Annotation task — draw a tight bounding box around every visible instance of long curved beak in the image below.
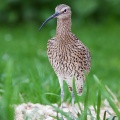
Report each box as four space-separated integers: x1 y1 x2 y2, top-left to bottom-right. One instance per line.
39 12 59 31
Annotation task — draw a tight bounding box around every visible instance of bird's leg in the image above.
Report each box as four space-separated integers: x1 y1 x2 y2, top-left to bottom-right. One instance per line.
60 86 64 120
59 78 64 120
71 91 75 120
61 86 64 110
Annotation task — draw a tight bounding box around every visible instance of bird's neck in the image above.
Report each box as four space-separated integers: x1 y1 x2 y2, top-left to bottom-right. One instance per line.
56 17 71 37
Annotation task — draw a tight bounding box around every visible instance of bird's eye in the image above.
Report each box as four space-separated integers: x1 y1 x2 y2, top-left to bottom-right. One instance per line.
64 9 67 13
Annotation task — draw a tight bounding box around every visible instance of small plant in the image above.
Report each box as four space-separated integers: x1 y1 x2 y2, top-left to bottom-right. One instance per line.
53 75 120 120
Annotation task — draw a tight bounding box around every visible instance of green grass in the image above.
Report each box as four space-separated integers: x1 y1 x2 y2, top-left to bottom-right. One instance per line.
0 21 120 119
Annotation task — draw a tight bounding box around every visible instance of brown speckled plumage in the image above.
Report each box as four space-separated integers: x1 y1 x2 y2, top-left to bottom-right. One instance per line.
47 4 91 95
39 4 91 119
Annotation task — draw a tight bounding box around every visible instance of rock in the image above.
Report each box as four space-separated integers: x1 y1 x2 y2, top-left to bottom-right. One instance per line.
14 101 119 120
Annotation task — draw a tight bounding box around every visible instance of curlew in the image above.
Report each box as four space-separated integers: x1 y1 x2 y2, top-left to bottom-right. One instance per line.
39 4 91 119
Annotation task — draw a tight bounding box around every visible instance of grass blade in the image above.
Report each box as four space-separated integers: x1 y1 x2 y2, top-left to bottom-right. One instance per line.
0 60 14 120
93 75 120 119
82 79 89 120
96 89 101 120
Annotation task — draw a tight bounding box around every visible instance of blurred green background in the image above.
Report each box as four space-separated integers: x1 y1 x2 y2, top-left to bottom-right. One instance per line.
0 0 120 119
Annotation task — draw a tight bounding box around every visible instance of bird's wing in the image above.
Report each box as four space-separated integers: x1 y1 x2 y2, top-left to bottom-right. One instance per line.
70 34 91 74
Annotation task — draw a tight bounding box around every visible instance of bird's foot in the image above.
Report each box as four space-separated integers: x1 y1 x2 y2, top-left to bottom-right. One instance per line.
60 117 64 120
71 115 77 120
72 117 76 120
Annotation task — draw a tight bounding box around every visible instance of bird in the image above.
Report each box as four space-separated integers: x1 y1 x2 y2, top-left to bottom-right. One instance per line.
39 4 91 119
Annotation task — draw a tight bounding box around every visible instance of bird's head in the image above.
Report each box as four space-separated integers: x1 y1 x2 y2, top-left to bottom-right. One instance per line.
39 4 71 30
55 4 71 19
